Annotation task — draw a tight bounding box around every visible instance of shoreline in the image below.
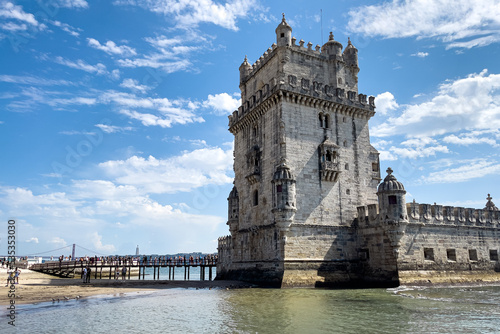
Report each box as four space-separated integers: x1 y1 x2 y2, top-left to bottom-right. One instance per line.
0 269 254 305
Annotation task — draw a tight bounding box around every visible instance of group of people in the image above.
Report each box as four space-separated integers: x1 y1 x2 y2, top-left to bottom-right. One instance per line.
114 266 127 280
81 267 92 283
5 267 21 286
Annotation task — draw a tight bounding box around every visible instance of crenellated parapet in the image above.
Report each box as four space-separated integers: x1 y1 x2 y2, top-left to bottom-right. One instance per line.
357 202 500 228
218 235 232 251
406 201 500 227
228 84 375 132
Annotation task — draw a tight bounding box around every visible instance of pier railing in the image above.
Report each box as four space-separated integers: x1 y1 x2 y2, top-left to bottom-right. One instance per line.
30 257 217 281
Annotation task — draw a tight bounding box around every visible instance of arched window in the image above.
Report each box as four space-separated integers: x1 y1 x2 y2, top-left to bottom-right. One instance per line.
253 190 259 206
318 114 324 128
324 114 330 128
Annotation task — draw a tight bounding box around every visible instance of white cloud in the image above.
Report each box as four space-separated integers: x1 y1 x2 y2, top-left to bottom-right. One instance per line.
114 0 257 31
50 20 82 37
0 2 39 27
54 56 108 75
443 131 499 147
203 92 240 116
120 78 150 93
95 123 133 133
118 56 191 73
372 70 500 138
347 0 500 49
53 0 89 8
1 22 27 31
99 146 234 194
91 232 116 253
0 74 74 86
26 237 39 243
411 52 429 58
117 31 211 73
50 236 67 246
420 159 500 184
374 92 398 115
87 38 137 56
110 69 121 80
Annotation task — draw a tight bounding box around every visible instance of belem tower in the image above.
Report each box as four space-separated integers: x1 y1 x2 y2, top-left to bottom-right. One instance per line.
216 16 500 288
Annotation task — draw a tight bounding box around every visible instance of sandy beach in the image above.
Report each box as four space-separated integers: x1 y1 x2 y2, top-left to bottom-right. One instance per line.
0 268 252 305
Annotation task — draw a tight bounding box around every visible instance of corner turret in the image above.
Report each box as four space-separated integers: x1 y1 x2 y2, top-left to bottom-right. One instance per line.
321 32 343 60
377 168 408 223
377 168 408 248
275 13 292 47
343 37 359 70
239 55 252 84
227 186 239 234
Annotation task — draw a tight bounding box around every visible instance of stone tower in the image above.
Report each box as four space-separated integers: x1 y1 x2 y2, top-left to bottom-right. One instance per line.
217 16 380 287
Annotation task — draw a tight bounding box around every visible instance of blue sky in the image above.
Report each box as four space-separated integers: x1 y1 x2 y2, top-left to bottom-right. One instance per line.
1 0 499 257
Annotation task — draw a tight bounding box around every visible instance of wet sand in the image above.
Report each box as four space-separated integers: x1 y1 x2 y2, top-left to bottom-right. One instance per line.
0 268 253 305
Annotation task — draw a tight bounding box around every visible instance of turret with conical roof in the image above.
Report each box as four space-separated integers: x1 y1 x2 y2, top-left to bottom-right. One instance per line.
377 168 408 224
343 37 359 70
275 13 292 47
239 55 252 84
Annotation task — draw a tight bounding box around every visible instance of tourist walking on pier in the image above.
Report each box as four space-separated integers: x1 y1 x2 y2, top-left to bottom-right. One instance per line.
82 267 87 283
121 266 127 280
86 267 91 283
14 267 21 284
5 267 14 286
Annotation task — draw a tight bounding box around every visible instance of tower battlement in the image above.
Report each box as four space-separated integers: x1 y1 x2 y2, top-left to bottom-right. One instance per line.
230 15 375 132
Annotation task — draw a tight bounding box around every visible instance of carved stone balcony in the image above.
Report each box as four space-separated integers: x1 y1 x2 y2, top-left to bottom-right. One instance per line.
246 166 261 185
321 161 340 182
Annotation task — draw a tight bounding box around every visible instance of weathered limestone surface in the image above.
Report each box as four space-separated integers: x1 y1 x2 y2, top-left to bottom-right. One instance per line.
217 16 500 287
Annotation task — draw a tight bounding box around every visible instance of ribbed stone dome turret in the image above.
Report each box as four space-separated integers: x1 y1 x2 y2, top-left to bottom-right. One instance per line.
377 167 405 193
273 160 294 180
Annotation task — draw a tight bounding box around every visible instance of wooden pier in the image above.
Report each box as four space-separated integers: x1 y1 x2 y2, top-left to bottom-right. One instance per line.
30 259 217 281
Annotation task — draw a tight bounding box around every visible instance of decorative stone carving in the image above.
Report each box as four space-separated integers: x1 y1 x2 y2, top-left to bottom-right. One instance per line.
444 206 454 223
288 75 297 87
336 88 345 99
301 78 310 91
409 200 420 220
313 81 323 94
325 85 334 97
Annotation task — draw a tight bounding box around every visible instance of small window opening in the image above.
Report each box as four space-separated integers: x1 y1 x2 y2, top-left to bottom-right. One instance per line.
280 33 284 38
253 190 259 206
324 114 330 128
346 189 351 195
326 151 332 162
372 163 379 172
388 195 397 205
424 248 435 261
359 249 369 260
469 249 478 261
489 250 498 261
276 185 282 193
345 163 349 170
447 249 457 261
